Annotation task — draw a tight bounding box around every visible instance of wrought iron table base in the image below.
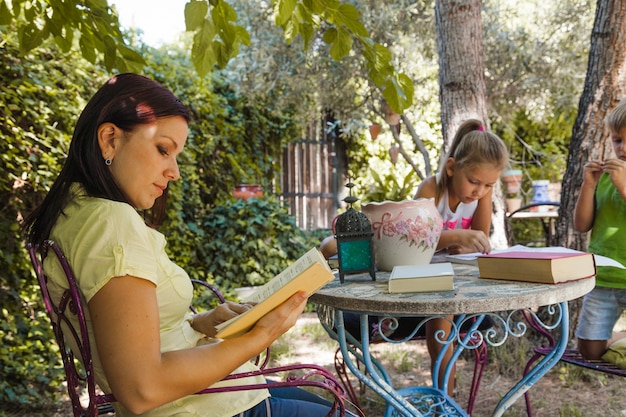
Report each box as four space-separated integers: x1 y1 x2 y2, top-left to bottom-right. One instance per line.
319 303 568 417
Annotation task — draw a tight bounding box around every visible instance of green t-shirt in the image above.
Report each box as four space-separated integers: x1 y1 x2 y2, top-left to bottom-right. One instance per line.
46 185 268 417
588 174 626 288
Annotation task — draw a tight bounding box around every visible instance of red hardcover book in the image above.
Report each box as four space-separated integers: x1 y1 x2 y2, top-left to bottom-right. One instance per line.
477 251 596 284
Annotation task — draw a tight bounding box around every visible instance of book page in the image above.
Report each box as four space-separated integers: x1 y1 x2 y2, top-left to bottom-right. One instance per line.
214 248 334 339
244 248 328 303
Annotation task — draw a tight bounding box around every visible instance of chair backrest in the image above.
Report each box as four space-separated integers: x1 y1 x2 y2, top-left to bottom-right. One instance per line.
28 241 346 417
27 240 115 417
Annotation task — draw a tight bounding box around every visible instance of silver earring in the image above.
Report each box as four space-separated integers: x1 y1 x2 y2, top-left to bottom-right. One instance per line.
105 158 112 166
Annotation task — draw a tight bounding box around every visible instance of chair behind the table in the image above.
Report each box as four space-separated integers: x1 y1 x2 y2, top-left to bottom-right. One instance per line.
27 240 346 417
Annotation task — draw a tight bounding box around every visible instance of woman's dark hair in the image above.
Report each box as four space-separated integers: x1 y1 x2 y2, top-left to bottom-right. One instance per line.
24 73 190 245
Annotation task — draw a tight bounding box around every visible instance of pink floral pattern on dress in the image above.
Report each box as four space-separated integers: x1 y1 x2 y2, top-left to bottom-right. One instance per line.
371 209 443 250
442 216 473 230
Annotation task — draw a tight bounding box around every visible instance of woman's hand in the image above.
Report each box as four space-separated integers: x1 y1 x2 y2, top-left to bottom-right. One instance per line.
248 291 308 343
191 302 254 338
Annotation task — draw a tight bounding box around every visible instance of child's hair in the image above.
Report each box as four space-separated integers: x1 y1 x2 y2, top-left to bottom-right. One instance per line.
435 118 509 202
606 99 626 134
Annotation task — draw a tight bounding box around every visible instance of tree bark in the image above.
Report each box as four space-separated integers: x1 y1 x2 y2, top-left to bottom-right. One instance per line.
556 0 626 340
435 0 489 145
435 0 508 249
557 0 626 251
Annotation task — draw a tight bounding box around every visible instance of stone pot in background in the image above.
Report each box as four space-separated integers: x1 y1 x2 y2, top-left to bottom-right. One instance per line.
362 199 443 271
369 123 382 140
233 184 263 200
506 197 523 213
502 169 523 196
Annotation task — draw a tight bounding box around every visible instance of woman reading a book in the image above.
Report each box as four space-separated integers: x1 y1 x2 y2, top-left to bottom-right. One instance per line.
23 74 346 417
414 118 508 395
573 98 626 361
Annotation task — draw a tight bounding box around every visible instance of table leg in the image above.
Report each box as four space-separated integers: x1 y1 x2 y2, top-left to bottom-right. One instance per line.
433 314 486 395
493 302 568 417
334 311 423 416
321 309 470 417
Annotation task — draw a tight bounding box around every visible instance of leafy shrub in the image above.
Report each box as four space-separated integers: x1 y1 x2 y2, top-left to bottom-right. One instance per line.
194 196 310 291
0 29 106 407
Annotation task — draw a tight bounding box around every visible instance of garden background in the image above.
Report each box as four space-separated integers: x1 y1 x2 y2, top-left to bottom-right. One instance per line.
1 0 623 414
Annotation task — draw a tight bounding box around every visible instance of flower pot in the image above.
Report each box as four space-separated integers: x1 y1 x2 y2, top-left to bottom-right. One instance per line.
502 170 522 195
389 145 400 164
233 184 263 200
362 199 443 271
506 197 523 213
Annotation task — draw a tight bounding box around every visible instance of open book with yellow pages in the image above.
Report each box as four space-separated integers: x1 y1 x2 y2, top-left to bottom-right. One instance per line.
215 248 335 339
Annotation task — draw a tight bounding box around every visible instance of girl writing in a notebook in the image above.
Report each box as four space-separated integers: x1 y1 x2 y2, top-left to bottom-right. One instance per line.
321 119 508 396
414 118 509 395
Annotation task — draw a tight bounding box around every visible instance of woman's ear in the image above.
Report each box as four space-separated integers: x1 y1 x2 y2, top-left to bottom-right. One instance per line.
97 122 120 160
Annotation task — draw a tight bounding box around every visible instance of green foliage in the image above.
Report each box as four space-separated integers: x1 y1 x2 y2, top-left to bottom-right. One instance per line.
3 0 413 112
361 168 418 203
496 105 576 202
3 0 144 72
192 196 310 291
0 30 106 407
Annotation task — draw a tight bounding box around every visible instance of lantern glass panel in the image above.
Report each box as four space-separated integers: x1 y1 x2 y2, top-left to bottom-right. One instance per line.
338 239 372 271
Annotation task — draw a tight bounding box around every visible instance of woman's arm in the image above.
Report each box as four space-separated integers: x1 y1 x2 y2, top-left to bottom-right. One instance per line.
89 276 307 415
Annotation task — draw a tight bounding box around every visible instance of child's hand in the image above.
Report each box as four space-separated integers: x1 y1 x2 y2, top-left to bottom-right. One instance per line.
446 230 491 254
582 160 604 186
602 158 626 191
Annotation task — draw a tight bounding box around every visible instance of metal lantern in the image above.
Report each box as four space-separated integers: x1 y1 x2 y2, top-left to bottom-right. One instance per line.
334 181 376 283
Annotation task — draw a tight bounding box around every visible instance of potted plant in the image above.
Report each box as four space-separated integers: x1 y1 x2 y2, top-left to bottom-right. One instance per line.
502 170 523 212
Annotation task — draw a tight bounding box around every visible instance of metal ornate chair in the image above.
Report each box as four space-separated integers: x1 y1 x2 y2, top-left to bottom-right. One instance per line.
27 240 346 417
522 310 626 417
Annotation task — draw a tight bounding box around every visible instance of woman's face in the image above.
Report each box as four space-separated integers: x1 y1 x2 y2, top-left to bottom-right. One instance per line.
104 116 188 209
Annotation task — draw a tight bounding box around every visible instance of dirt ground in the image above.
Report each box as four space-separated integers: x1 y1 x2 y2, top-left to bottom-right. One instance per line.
281 313 626 417
6 312 626 417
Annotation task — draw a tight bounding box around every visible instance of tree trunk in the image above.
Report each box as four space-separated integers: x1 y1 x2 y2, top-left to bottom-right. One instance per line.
435 0 508 249
558 0 626 250
435 0 489 145
557 0 626 339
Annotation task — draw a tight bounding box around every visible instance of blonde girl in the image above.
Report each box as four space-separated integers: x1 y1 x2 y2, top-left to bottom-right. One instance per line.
415 118 509 395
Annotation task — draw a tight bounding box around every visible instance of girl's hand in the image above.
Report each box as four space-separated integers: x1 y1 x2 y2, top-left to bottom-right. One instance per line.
444 230 491 254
